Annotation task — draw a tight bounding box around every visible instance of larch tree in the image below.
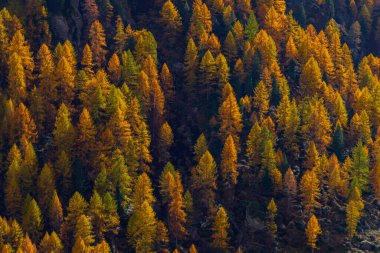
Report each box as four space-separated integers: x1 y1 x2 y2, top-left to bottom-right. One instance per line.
36 43 56 124
194 133 208 162
5 159 23 219
189 0 212 39
189 244 198 253
89 20 107 68
302 98 332 153
158 121 174 164
81 44 94 77
191 150 217 215
108 108 132 155
266 198 278 239
41 231 63 253
55 56 75 106
305 214 322 251
113 16 125 55
15 102 38 143
64 192 89 242
8 30 34 81
127 201 157 253
107 53 121 84
19 234 38 253
346 186 364 239
155 220 169 251
168 172 187 242
300 169 320 215
37 163 55 216
253 81 270 122
7 53 27 104
54 103 76 155
76 108 97 165
160 63 175 106
218 92 243 145
75 215 94 246
351 142 369 191
299 57 323 97
55 151 73 199
50 191 63 233
93 240 111 253
72 237 88 253
220 135 239 186
246 122 262 168
159 162 175 204
211 206 230 250
223 31 238 64
184 38 198 102
304 142 320 171
122 50 139 91
160 0 183 44
199 50 217 102
283 168 297 198
131 173 156 209
22 199 43 242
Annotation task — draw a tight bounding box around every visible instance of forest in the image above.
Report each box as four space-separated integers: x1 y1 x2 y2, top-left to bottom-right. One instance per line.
0 0 379 252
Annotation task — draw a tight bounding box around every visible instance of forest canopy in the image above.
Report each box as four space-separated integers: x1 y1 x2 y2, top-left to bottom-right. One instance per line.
0 0 379 252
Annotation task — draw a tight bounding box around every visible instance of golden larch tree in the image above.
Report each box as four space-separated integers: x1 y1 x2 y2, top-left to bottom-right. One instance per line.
300 169 320 215
89 20 107 68
218 92 243 145
305 214 322 251
211 206 230 250
220 135 239 186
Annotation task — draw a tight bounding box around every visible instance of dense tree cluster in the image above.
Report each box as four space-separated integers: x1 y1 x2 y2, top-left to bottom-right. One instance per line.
0 0 379 252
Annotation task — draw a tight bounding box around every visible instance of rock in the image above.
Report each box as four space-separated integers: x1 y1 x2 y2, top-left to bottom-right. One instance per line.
360 240 376 251
50 15 69 42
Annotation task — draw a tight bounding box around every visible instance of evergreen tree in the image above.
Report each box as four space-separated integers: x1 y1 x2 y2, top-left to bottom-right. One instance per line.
22 199 43 242
54 103 76 154
7 53 26 104
351 142 369 191
211 206 230 250
50 191 63 233
107 53 121 84
266 198 277 239
168 172 187 242
305 214 322 250
160 0 183 44
75 215 94 246
127 201 157 253
218 92 243 145
300 170 320 215
81 44 94 77
245 12 259 41
191 150 217 215
220 135 238 186
37 163 55 217
76 108 97 165
194 133 208 162
89 20 107 68
184 38 198 102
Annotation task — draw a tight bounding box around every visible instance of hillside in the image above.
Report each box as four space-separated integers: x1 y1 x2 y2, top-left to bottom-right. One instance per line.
0 0 379 252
